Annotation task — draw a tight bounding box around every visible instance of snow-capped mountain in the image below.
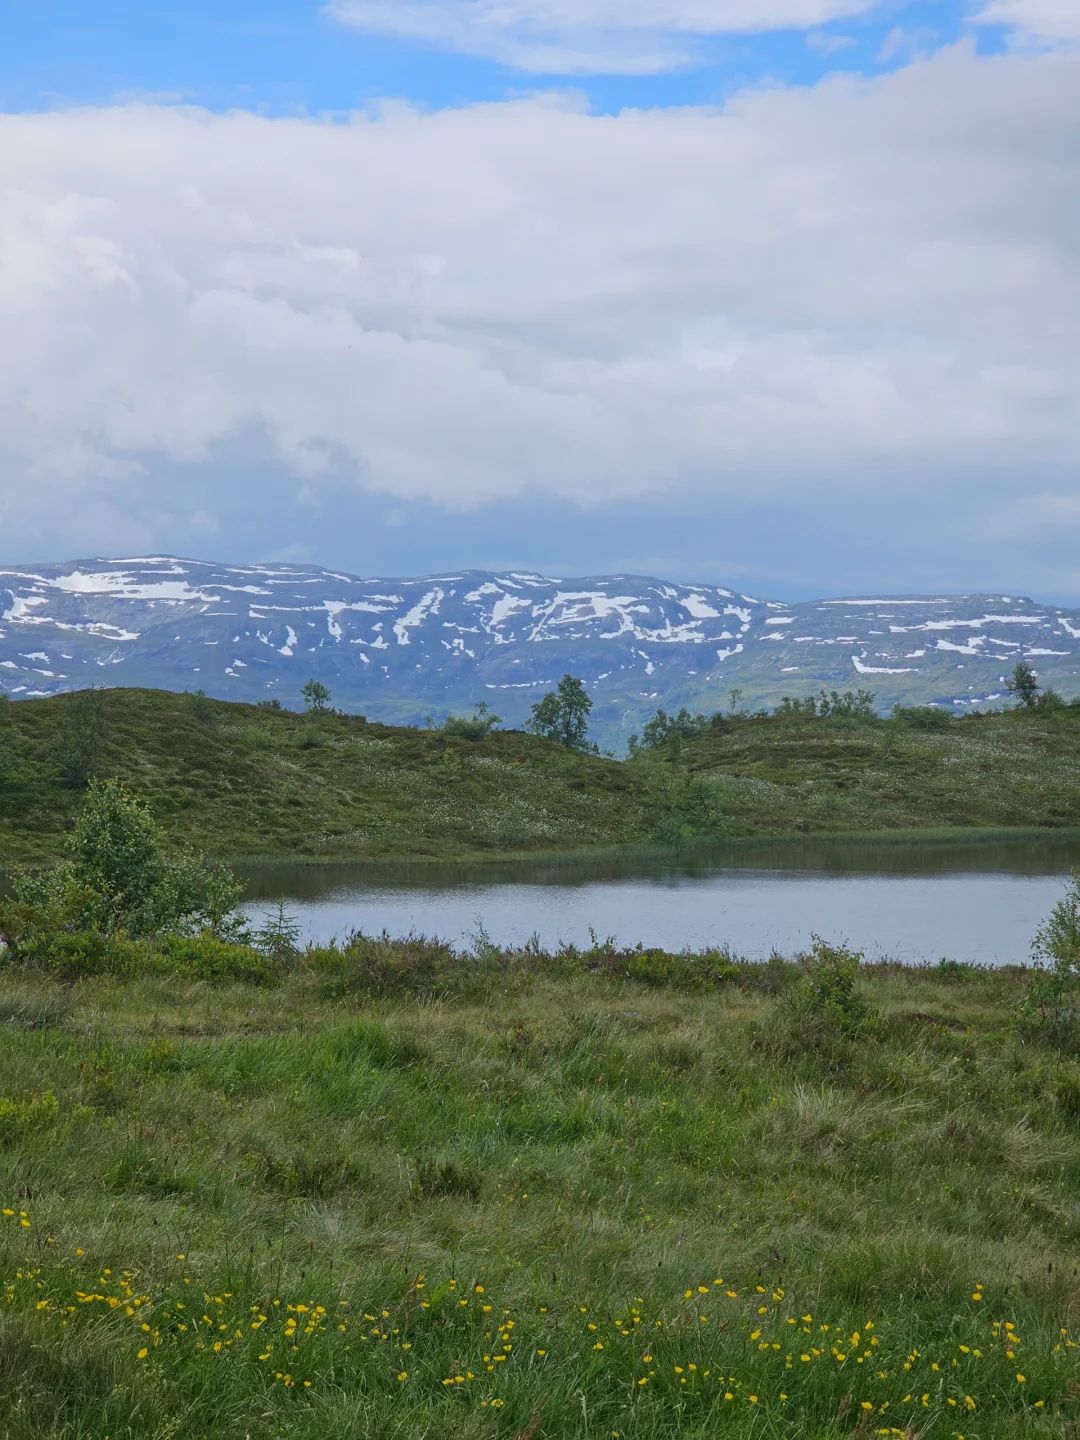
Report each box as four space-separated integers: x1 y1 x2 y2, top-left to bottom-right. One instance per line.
2 557 1079 746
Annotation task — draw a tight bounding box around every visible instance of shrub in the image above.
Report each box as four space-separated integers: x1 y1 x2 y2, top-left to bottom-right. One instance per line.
302 679 332 712
794 936 869 1027
438 702 502 740
756 937 873 1068
0 779 246 961
184 689 216 724
156 935 275 985
0 1089 59 1147
777 689 877 721
7 929 145 980
574 938 740 989
892 704 953 730
311 931 459 998
636 707 714 750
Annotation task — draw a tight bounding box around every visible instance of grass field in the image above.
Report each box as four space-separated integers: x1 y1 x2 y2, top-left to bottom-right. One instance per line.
1 946 1078 1438
4 689 1080 865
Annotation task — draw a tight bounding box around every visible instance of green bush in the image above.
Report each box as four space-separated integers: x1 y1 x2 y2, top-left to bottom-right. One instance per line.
6 928 145 980
0 779 246 962
892 704 953 730
573 937 740 989
156 935 275 985
311 931 459 998
756 937 873 1068
438 701 502 740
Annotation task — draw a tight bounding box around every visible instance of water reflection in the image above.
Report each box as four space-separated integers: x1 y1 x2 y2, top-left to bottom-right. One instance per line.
236 834 1080 966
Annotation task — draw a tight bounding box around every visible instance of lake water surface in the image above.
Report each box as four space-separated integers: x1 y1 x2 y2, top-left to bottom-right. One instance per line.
238 834 1080 966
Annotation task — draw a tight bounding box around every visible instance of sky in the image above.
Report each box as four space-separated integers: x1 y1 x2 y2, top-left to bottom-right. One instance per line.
1 0 1078 601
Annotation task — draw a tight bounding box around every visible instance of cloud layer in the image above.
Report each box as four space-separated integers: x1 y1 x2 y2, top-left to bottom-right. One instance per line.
0 43 1078 562
974 0 1080 42
327 0 880 73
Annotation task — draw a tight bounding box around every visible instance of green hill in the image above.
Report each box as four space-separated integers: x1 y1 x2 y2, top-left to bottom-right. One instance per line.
664 703 1080 836
2 689 1080 864
0 689 650 864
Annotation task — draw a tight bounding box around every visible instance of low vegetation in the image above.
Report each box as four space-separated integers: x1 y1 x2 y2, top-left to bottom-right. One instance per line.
3 685 1080 865
1 927 1079 1437
0 689 646 864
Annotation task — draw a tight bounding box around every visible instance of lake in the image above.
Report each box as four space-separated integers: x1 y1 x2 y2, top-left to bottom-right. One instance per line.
238 833 1080 966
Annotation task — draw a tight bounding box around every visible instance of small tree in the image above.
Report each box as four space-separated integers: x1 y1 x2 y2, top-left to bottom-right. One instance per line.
0 779 245 953
251 898 302 964
302 679 332 712
1017 869 1080 1042
1006 660 1040 709
527 675 595 751
51 688 108 788
639 706 712 750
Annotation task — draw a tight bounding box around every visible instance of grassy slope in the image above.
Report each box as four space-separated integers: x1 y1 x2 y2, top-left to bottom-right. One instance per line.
671 706 1080 835
4 691 1080 865
0 964 1078 1437
0 690 649 864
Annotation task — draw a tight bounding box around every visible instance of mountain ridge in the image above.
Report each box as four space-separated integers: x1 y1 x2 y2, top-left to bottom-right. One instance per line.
2 556 1078 747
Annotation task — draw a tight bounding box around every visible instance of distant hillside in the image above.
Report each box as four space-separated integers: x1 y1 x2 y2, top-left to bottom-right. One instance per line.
2 689 1080 865
2 557 1080 748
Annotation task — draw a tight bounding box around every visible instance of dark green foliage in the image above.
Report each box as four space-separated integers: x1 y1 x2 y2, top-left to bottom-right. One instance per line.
155 933 273 984
760 937 873 1066
311 930 460 998
302 678 332 712
1006 659 1040 708
4 688 1080 867
776 687 877 720
436 700 502 739
0 779 245 962
527 674 596 751
50 687 107 788
0 696 29 812
636 706 715 750
891 703 954 729
0 689 651 865
1035 686 1065 710
793 936 869 1028
570 935 741 988
184 688 216 724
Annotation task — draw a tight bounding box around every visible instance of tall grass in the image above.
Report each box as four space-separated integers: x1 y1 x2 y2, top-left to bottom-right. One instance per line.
0 947 1077 1436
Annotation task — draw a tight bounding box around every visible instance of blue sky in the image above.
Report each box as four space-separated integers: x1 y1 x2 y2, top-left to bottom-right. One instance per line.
0 0 1078 601
3 0 1002 114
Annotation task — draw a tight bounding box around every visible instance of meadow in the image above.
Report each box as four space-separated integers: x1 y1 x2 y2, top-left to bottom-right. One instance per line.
1 938 1078 1438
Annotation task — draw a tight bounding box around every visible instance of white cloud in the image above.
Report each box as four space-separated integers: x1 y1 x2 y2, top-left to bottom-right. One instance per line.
973 0 1080 43
0 44 1079 557
327 0 880 74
